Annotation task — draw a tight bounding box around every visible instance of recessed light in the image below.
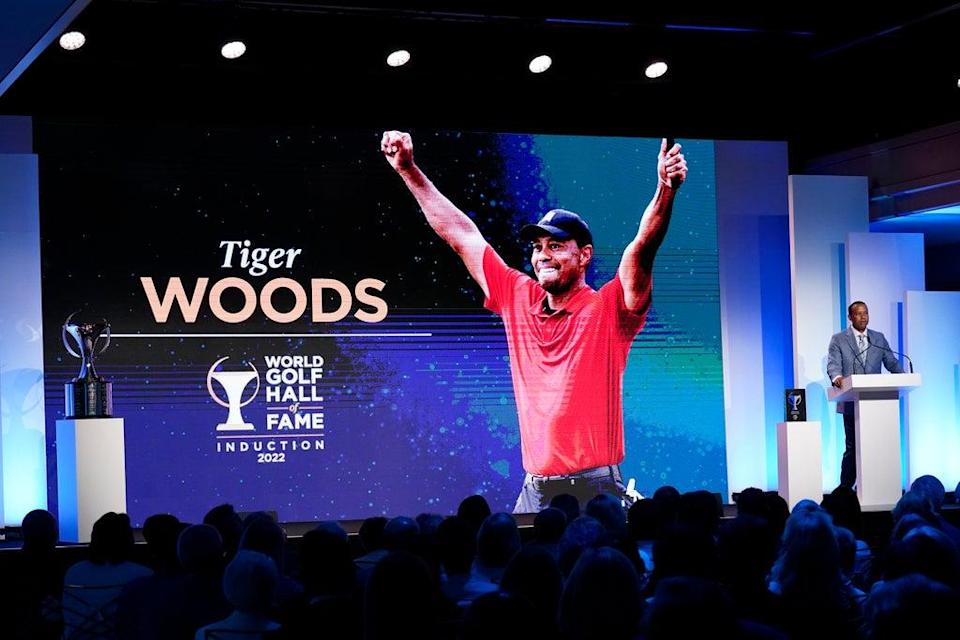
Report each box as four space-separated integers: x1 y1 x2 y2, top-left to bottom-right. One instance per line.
221 41 246 60
59 31 86 51
387 50 411 67
529 54 552 74
645 61 668 79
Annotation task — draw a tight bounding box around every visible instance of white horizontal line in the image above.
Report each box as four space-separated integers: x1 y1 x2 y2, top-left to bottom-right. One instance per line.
111 333 433 338
216 434 324 439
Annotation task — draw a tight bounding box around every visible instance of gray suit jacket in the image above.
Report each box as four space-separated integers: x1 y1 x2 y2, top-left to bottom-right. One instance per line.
827 326 903 413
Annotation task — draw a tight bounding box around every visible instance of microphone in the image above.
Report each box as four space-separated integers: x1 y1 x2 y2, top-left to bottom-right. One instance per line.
866 336 914 374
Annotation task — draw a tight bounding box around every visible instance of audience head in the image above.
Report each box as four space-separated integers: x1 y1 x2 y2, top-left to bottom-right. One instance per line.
627 498 659 541
436 515 474 576
549 493 580 525
585 493 627 538
299 524 355 595
500 545 563 625
382 516 419 552
89 512 135 565
222 550 277 615
645 576 737 639
358 516 388 553
476 512 521 569
560 547 642 640
678 490 722 537
142 513 183 573
892 491 935 525
735 488 767 520
21 509 58 552
822 486 863 537
364 551 437 640
558 515 605 576
203 503 243 558
910 475 946 512
864 573 960 639
533 507 567 545
457 495 492 535
238 516 286 570
883 525 960 588
415 513 444 537
177 524 224 573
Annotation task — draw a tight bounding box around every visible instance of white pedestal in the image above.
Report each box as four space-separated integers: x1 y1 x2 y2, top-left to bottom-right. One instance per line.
855 394 904 510
829 373 921 510
777 420 823 509
56 418 127 543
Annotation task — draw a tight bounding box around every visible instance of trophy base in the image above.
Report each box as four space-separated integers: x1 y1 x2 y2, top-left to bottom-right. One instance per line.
65 380 113 418
217 423 256 432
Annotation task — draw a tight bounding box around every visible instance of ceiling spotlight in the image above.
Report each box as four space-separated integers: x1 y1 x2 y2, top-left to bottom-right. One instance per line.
645 61 669 79
387 49 411 67
221 41 246 60
59 31 86 51
529 54 552 74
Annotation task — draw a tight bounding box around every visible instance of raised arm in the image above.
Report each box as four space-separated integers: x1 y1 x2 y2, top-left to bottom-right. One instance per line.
381 130 490 298
617 138 687 312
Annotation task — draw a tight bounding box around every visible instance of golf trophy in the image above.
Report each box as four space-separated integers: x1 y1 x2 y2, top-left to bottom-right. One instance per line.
62 312 113 418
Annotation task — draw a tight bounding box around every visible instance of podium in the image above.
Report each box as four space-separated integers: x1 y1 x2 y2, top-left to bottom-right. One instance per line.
56 418 127 543
828 373 921 510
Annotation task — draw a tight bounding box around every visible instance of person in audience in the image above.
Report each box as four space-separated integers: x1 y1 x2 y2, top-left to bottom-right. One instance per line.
834 526 869 607
6 509 64 640
822 486 872 588
363 550 440 640
282 523 360 638
457 495 492 539
767 509 862 637
115 514 186 640
170 524 232 639
529 507 566 560
466 513 521 593
436 515 479 606
203 504 243 562
560 547 643 640
643 576 740 639
499 545 563 633
881 525 960 589
585 492 628 540
194 550 279 640
862 573 960 639
62 512 153 639
677 490 723 539
238 514 303 608
910 474 960 548
557 515 606 577
354 516 389 576
548 493 580 525
628 498 659 578
717 514 780 627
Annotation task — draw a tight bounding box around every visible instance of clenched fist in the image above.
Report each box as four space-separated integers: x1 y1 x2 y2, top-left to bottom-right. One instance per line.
381 130 415 173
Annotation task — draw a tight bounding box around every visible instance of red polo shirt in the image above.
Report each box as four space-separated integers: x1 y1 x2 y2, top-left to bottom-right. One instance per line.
482 246 647 475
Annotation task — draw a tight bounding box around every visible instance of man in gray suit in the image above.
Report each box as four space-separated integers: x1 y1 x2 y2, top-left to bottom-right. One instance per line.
827 300 903 488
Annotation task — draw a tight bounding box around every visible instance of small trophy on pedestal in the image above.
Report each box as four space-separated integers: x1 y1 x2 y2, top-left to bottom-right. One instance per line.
62 312 113 418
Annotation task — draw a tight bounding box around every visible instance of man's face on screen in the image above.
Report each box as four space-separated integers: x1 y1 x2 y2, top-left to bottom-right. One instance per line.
849 303 869 332
530 236 589 294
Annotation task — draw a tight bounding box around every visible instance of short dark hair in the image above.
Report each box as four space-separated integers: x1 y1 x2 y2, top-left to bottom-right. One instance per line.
848 301 867 316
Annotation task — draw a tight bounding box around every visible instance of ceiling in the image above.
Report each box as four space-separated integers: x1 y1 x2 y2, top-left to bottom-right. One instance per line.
2 1 960 169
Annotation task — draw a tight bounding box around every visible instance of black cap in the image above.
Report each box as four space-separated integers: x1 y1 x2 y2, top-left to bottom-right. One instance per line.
519 209 593 247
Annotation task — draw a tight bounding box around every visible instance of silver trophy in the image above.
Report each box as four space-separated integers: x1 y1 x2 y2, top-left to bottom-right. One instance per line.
206 357 260 431
62 312 113 418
